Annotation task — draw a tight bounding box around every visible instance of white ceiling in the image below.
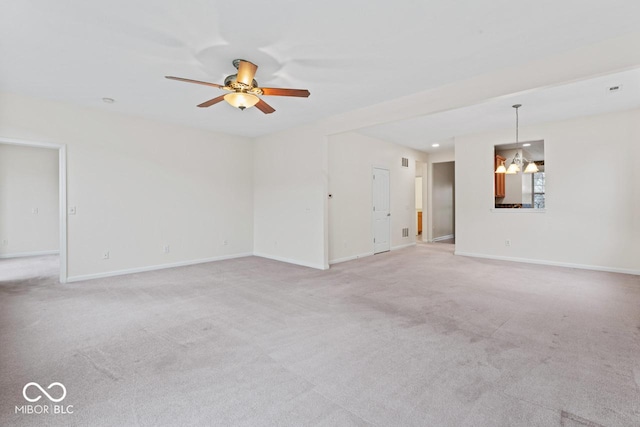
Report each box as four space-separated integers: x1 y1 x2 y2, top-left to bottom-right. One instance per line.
1 1 640 138
358 67 640 153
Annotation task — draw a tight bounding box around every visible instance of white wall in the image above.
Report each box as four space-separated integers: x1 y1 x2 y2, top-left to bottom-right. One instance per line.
455 108 640 274
253 126 328 269
0 144 59 256
432 161 455 239
2 31 638 278
415 177 423 210
328 132 427 264
0 92 254 280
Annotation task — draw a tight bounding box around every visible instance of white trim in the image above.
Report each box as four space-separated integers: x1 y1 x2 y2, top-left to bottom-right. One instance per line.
454 251 640 276
0 250 60 259
329 251 374 265
331 243 417 264
59 145 67 283
0 136 63 150
253 252 328 270
432 234 454 242
66 252 253 283
0 136 67 283
391 242 416 251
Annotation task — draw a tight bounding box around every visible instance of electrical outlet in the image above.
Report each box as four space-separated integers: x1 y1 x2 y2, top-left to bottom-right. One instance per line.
102 250 110 260
163 245 170 253
223 240 228 246
2 239 8 246
31 208 38 214
505 239 511 247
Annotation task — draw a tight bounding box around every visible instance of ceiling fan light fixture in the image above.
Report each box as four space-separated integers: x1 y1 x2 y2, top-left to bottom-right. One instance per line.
224 92 259 110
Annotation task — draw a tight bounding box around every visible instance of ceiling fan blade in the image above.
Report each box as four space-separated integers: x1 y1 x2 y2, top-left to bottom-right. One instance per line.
236 60 258 86
197 95 226 108
260 88 310 97
255 99 275 114
165 76 223 89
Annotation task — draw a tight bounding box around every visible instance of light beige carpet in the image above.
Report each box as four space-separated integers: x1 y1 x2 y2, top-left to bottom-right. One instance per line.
1 244 639 426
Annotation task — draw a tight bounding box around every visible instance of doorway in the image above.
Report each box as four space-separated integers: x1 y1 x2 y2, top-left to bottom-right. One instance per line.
415 160 426 243
0 137 67 283
372 167 390 254
431 161 455 243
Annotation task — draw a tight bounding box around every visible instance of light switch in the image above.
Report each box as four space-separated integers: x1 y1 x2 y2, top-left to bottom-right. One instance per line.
31 208 38 214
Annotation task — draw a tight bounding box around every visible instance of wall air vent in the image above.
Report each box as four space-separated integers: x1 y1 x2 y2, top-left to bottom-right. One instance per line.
401 157 409 168
402 228 409 237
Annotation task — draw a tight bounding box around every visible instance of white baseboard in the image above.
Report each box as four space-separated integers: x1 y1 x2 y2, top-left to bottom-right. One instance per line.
0 250 60 259
454 251 640 276
432 234 455 242
391 242 416 251
330 242 417 265
330 251 374 265
253 252 328 270
66 252 253 283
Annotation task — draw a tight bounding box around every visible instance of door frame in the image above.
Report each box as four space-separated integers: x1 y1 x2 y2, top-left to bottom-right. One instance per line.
371 165 391 254
0 136 67 283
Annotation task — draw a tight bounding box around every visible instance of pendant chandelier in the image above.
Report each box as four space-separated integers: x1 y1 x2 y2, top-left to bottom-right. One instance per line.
495 104 539 174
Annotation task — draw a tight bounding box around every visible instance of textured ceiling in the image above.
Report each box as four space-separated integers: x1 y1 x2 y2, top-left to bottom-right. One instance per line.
1 1 639 138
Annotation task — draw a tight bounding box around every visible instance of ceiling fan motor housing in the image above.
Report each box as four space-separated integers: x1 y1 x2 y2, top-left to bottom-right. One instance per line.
224 74 260 93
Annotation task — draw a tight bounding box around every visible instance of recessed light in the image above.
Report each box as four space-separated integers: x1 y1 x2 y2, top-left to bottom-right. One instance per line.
102 97 115 104
523 143 531 147
432 143 440 148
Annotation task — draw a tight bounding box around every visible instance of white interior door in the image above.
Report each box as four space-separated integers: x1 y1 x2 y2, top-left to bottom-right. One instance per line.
373 167 391 254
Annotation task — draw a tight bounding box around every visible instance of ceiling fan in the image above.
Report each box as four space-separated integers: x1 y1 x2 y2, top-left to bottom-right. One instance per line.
166 59 310 114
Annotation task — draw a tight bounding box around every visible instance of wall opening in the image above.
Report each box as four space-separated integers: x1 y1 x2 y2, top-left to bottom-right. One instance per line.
431 161 455 244
415 160 426 243
0 138 67 283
